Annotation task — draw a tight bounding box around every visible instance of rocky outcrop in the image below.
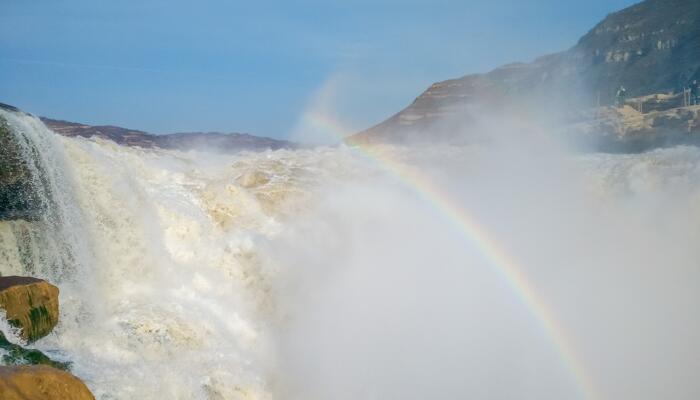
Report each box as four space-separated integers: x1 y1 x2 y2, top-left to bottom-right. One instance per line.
40 117 298 152
0 365 94 400
0 277 59 343
350 0 700 144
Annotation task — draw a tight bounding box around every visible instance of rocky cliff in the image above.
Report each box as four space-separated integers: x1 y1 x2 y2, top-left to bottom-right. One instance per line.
350 0 700 145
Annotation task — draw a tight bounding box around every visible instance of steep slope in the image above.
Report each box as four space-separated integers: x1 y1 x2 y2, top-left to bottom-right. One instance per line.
350 0 700 144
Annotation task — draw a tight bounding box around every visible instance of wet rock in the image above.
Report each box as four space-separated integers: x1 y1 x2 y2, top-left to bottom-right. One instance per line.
0 277 59 343
0 365 94 400
0 116 40 221
0 332 70 371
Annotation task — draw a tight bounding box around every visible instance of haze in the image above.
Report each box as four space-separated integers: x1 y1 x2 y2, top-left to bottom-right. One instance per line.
1 0 637 137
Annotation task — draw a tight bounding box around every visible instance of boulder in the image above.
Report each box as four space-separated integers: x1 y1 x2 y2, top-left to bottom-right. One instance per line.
0 365 94 400
0 277 59 343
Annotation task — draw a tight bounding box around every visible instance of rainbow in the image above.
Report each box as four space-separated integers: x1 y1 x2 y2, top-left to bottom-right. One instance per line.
301 110 598 400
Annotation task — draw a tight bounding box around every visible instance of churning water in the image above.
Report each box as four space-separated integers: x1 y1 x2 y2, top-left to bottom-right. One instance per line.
1 109 700 399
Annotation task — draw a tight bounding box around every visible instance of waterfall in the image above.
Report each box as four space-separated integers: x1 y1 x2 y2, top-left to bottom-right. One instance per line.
0 108 93 284
0 108 287 398
2 106 700 399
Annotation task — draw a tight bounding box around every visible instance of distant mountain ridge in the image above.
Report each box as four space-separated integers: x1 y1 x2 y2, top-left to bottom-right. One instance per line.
350 0 700 144
40 117 296 152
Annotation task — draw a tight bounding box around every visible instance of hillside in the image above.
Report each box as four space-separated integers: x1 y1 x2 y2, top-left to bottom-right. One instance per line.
349 0 700 145
40 117 296 152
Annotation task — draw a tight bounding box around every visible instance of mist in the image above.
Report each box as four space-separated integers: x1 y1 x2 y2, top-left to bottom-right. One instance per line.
3 105 700 399
268 115 700 399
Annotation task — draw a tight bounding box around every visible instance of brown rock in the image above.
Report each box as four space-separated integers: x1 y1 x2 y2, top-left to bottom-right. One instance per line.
0 277 59 343
0 365 94 400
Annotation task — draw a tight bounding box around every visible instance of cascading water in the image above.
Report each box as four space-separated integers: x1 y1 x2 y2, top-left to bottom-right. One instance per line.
0 107 371 399
1 107 700 399
0 108 93 282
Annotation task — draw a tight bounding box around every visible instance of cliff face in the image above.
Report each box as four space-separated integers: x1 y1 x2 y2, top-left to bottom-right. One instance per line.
350 0 700 144
40 118 297 152
576 0 700 98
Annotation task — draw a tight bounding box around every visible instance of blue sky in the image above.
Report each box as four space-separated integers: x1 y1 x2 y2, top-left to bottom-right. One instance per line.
1 0 638 139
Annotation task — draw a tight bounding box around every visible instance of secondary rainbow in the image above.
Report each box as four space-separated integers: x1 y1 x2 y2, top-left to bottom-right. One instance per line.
301 110 598 400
